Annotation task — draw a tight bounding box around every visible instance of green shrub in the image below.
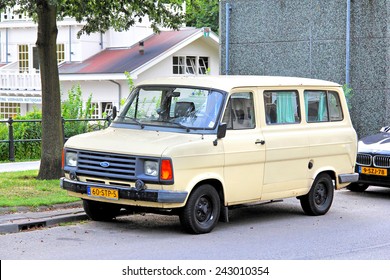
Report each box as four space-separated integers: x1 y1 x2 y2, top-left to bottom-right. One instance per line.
0 108 42 161
0 122 8 160
0 85 108 161
13 109 42 160
343 84 354 110
61 84 95 138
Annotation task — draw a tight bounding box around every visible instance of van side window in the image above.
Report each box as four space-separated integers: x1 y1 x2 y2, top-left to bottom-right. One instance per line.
222 92 255 129
304 90 343 122
328 91 343 121
264 91 300 124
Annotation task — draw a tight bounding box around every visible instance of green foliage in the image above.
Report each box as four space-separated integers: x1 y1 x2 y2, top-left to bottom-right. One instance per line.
2 0 186 179
0 123 9 161
2 1 185 37
186 0 219 33
120 71 136 106
0 109 42 161
62 85 93 119
342 84 354 110
124 71 135 92
61 85 96 138
13 109 43 160
0 85 107 161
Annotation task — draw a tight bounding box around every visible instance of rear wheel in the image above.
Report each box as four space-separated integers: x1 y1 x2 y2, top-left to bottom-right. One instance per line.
299 173 334 216
347 183 369 192
179 184 221 234
83 200 121 221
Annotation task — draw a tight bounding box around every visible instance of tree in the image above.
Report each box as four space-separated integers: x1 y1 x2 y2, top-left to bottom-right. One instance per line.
185 0 219 33
0 0 185 179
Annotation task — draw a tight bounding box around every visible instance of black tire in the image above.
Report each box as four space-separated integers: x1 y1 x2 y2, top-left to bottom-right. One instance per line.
299 173 334 216
346 183 369 192
83 199 121 221
179 184 221 234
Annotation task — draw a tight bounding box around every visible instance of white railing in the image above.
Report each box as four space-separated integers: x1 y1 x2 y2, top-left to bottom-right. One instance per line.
0 69 41 92
0 6 30 22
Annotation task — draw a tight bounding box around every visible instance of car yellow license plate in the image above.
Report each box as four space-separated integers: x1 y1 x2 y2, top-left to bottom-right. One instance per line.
360 167 387 176
88 187 119 200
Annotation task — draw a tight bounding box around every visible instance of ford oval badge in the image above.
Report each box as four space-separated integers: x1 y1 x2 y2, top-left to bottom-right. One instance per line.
100 161 110 168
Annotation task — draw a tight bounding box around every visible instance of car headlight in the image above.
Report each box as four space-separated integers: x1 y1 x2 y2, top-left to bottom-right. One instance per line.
65 151 78 167
144 160 158 177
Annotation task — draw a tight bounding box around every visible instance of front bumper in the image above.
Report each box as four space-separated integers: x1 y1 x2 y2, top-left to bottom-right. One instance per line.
338 173 359 184
60 177 187 203
355 165 390 187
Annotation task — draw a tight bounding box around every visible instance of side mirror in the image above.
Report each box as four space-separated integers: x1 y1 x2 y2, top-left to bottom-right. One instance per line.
217 123 227 139
112 106 117 120
213 123 227 146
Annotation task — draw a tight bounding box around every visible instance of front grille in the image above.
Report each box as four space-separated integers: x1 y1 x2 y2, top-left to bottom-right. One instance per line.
356 153 372 166
77 151 137 181
373 155 390 168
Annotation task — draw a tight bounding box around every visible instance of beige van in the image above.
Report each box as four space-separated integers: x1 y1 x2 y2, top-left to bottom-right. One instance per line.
61 76 358 234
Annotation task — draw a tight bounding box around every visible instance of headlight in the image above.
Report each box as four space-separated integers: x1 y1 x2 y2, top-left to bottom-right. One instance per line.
65 151 78 167
144 160 158 177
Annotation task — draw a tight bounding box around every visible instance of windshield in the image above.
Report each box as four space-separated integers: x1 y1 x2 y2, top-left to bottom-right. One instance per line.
115 86 225 130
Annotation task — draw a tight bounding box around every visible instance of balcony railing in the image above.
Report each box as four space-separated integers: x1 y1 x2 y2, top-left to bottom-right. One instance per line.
0 7 30 22
0 69 41 92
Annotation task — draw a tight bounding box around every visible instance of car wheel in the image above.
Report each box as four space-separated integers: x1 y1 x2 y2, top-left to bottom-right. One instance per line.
346 183 369 192
83 199 121 221
179 184 221 234
299 173 334 216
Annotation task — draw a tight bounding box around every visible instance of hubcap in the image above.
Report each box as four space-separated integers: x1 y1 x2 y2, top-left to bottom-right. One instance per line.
314 183 327 205
195 196 212 223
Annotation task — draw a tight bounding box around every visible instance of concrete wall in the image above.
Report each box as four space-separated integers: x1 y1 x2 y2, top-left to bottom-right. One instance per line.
220 0 390 138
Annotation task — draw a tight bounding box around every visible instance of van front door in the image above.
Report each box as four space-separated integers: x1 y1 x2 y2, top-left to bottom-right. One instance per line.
221 91 266 205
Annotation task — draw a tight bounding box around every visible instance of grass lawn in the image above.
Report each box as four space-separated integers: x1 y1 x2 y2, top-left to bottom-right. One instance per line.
0 170 79 208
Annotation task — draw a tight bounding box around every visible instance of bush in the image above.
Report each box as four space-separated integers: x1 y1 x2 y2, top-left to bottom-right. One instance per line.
0 122 9 160
0 85 108 161
61 84 95 138
0 108 42 161
13 109 42 160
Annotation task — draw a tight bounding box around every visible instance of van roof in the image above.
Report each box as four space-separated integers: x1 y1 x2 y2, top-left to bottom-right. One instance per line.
137 75 341 92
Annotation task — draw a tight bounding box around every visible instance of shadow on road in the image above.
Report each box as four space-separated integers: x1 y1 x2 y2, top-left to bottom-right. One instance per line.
341 186 390 200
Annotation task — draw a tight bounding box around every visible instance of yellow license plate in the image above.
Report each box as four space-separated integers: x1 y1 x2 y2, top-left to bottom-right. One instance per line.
88 187 119 200
360 167 387 176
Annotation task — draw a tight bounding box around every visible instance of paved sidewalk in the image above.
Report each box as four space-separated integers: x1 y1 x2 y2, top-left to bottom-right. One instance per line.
0 160 40 173
0 161 88 234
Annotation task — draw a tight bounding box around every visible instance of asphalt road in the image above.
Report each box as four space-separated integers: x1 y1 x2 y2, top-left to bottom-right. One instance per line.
1 187 390 260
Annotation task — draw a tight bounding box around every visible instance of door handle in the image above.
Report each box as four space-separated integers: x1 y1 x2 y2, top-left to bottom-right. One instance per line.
255 139 265 145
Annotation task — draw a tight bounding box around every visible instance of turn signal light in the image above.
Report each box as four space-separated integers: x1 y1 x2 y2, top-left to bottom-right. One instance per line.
61 149 65 169
160 159 173 181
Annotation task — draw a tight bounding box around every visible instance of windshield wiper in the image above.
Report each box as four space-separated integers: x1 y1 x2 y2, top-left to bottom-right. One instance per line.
151 119 191 132
168 120 191 131
121 116 145 128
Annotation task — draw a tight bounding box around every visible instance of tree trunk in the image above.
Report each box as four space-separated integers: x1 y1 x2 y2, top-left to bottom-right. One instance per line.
36 1 64 179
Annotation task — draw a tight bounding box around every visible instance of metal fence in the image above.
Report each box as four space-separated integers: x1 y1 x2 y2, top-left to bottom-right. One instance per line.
0 116 111 161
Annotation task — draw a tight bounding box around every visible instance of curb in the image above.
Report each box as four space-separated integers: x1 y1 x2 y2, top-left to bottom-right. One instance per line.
0 201 83 215
0 203 89 234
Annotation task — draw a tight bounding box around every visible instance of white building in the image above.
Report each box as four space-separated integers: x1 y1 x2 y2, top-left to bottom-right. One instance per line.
0 7 219 119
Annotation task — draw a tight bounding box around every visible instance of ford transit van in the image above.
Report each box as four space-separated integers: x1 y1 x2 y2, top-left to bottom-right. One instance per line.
61 76 358 234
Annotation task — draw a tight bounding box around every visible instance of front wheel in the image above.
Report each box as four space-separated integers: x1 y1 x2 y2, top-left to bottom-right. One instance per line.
299 173 334 216
83 200 121 221
179 185 221 234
